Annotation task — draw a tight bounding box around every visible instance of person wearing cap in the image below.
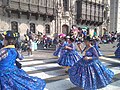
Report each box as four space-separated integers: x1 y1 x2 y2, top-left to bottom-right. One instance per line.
69 36 114 90
2 31 23 68
0 31 46 90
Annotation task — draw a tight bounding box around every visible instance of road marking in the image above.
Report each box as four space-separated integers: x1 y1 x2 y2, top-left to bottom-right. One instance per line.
20 56 120 90
100 57 120 63
46 78 75 90
20 59 57 66
29 69 66 79
107 54 115 56
98 80 120 90
20 58 120 78
22 63 60 72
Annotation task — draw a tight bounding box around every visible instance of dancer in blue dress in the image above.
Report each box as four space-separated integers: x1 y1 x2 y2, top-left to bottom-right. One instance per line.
0 31 46 90
76 37 83 53
115 40 120 58
69 36 114 90
93 38 103 56
58 37 82 72
53 39 64 57
53 34 66 57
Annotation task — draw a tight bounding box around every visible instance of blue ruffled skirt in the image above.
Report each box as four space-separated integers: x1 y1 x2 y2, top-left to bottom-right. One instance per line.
69 59 114 90
0 67 46 90
115 46 120 58
58 50 82 67
53 47 62 57
94 46 103 56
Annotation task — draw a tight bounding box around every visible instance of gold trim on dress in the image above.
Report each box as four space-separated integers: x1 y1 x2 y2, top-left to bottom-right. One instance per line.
3 45 15 48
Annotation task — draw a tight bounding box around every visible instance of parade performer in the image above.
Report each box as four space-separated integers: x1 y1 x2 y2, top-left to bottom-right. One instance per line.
76 37 83 52
69 36 114 90
0 31 46 90
58 37 82 73
93 38 103 56
27 39 33 56
53 34 67 57
53 40 63 57
115 40 120 58
3 31 23 69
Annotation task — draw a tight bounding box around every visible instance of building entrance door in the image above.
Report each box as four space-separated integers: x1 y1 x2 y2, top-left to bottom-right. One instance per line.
62 24 69 35
11 21 18 32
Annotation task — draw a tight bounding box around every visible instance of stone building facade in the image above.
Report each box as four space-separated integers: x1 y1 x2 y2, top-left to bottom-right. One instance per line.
76 0 107 36
0 0 55 39
110 0 120 33
0 0 106 39
56 0 107 37
54 0 76 35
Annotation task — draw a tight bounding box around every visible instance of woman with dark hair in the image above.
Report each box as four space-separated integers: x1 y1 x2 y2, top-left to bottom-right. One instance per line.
58 37 82 73
0 31 46 90
69 36 114 90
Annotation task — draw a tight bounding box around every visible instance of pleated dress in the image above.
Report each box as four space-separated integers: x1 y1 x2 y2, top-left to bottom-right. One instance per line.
69 47 114 90
0 46 46 90
58 43 82 67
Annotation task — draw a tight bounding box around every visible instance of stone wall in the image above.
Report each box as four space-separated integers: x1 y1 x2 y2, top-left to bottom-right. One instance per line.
0 14 56 39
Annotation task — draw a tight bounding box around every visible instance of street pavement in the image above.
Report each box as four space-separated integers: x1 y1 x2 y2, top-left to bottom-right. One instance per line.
99 42 118 56
19 42 120 90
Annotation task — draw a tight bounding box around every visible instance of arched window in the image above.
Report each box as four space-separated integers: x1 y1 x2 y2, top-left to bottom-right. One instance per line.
62 24 69 35
2 0 9 6
63 0 69 11
45 24 50 34
11 21 18 32
30 23 36 33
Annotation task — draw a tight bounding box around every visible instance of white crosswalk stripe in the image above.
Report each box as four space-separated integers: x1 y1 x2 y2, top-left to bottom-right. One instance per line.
30 69 66 79
20 56 120 90
22 63 60 72
46 78 76 90
20 59 57 66
100 57 120 63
